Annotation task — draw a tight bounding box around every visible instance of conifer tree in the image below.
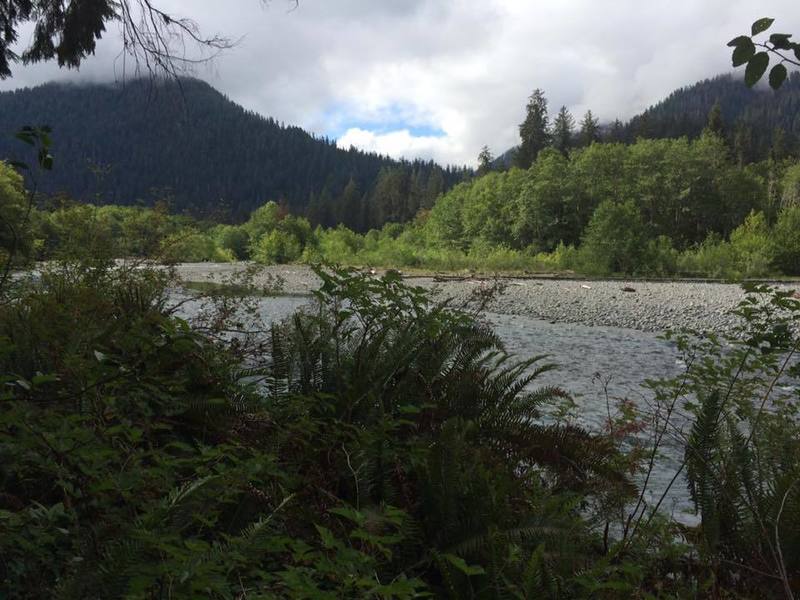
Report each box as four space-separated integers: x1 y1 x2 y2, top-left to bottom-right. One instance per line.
609 119 625 143
705 100 725 138
552 106 576 155
337 177 361 230
515 89 550 169
477 145 494 175
579 110 600 146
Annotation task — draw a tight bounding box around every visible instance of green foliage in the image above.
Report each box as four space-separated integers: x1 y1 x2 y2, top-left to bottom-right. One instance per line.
9 133 794 279
651 285 800 596
0 80 466 224
0 161 30 264
307 133 787 278
5 252 800 597
160 230 234 263
212 224 250 260
728 210 773 277
251 229 303 264
577 200 647 275
677 235 737 279
0 259 642 598
781 162 800 207
771 206 800 274
728 18 800 88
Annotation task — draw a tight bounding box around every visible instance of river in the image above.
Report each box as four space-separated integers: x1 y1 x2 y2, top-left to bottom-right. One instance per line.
175 290 696 524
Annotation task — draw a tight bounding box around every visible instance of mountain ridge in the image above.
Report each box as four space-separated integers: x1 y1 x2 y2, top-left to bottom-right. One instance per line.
0 78 465 226
497 72 800 164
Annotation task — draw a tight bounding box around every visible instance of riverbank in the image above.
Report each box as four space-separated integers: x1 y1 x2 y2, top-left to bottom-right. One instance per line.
173 263 799 333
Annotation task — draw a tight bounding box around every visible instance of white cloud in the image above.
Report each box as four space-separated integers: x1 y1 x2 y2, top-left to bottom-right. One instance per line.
337 127 460 162
2 0 799 166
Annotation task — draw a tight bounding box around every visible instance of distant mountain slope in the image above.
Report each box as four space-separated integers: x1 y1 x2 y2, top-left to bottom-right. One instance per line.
0 78 464 223
623 72 800 158
499 73 800 164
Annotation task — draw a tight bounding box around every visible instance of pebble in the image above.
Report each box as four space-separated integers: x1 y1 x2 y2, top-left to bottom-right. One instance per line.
173 263 799 334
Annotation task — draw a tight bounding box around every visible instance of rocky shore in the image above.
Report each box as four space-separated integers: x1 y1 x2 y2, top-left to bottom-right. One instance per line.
174 263 799 333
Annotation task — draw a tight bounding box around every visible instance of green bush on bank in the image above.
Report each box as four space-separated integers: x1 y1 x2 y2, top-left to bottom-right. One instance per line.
7 142 800 277
2 258 798 597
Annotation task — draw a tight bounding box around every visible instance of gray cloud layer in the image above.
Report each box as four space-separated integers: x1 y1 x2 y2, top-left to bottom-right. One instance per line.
2 1 799 165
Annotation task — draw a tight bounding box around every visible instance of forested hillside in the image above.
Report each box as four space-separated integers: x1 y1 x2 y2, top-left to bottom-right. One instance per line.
624 73 800 161
499 73 800 165
0 78 465 226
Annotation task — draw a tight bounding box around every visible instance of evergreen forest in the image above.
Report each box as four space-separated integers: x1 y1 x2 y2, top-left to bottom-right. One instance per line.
0 79 466 226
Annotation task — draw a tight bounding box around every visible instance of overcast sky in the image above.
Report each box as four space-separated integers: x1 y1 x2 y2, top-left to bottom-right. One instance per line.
2 1 799 166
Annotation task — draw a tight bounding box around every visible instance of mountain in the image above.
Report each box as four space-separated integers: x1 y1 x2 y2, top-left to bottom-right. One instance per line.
0 78 466 226
498 72 800 164
622 72 800 159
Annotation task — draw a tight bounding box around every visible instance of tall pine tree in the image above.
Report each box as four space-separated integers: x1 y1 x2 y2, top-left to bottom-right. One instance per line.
515 89 550 169
579 110 600 146
609 119 625 143
705 100 725 138
552 106 575 155
477 145 494 175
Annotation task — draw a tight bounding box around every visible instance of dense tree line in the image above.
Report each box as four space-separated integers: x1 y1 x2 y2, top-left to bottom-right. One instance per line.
0 79 465 226
10 133 800 278
310 134 800 278
623 73 800 161
493 74 800 169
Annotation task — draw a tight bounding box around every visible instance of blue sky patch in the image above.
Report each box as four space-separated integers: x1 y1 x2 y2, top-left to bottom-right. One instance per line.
322 101 445 139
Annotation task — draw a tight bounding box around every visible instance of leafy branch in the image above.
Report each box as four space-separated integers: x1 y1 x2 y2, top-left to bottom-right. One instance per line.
729 17 800 88
0 126 53 296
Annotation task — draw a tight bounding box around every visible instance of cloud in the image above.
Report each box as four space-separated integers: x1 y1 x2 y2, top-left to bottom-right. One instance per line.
2 0 799 166
337 127 454 162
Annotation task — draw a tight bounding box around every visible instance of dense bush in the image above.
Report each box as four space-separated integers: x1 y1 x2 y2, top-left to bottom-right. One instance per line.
0 162 32 266
251 229 303 264
771 206 800 274
576 200 647 275
0 261 638 598
7 134 800 277
2 256 799 597
160 230 234 263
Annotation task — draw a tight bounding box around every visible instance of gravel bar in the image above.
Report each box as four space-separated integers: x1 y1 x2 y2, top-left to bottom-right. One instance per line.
174 263 799 333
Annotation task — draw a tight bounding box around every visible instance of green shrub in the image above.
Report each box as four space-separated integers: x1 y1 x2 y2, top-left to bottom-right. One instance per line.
728 210 773 277
213 224 251 260
641 235 679 276
577 200 646 275
0 162 32 266
316 225 364 263
771 206 800 274
678 234 739 278
160 230 233 263
251 229 303 264
0 262 641 598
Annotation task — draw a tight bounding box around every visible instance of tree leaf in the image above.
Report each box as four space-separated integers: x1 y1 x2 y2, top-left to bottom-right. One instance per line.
769 63 788 90
732 40 756 67
14 132 34 145
442 553 486 576
751 17 775 36
727 35 752 48
769 33 793 50
745 52 770 87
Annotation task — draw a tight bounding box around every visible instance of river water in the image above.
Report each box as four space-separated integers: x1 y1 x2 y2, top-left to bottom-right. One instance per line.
176 292 696 523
